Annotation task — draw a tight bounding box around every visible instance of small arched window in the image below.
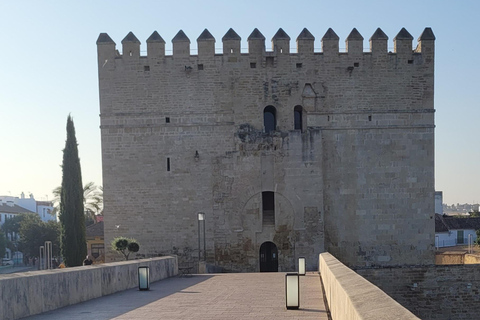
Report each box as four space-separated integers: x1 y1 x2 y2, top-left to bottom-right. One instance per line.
294 105 303 131
264 106 276 133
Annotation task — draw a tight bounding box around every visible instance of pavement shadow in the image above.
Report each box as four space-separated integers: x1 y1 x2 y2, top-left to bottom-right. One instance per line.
23 274 214 320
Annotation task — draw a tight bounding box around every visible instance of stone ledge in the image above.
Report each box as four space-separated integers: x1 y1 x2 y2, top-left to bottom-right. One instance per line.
319 252 419 320
0 256 177 320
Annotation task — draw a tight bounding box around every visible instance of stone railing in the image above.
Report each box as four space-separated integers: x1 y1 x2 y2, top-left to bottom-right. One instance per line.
319 253 419 320
1 256 177 320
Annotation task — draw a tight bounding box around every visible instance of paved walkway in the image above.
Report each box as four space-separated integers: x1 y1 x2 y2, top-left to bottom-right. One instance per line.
23 272 328 319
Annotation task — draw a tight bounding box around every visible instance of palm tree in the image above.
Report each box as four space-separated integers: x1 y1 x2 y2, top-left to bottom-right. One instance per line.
52 182 103 223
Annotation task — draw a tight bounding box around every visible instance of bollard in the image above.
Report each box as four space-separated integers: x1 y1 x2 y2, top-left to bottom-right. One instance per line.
138 266 150 291
285 273 299 309
298 257 306 276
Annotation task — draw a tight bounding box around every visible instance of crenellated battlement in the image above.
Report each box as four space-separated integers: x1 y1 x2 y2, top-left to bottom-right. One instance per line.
97 27 435 60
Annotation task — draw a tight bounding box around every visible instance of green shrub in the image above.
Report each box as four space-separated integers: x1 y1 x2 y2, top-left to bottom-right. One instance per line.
111 237 140 260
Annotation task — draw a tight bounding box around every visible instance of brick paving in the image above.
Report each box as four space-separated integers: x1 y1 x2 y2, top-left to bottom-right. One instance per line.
23 272 328 319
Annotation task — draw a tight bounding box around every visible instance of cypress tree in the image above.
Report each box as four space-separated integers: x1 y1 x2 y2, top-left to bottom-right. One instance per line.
59 115 87 266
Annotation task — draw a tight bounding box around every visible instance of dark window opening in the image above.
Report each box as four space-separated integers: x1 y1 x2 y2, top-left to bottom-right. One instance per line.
294 105 303 131
262 191 275 225
354 62 359 67
408 60 414 64
296 63 302 68
167 158 170 171
197 64 204 70
250 62 256 68
368 115 372 121
263 106 276 133
328 115 330 121
166 117 170 123
266 57 274 67
144 66 150 71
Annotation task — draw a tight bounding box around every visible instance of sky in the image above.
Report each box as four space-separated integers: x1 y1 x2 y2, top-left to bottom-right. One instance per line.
0 0 478 205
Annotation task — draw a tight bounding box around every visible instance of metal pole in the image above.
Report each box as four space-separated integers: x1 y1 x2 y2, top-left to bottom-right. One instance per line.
203 219 206 261
39 246 45 270
198 217 201 262
45 241 52 269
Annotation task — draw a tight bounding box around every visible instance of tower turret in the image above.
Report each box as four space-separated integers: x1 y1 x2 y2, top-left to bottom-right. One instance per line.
197 29 215 58
121 32 140 59
321 28 339 56
222 28 241 55
248 28 265 56
272 28 290 54
369 28 388 55
296 28 315 54
172 30 190 58
96 33 116 68
415 27 435 59
394 27 413 55
346 28 364 55
146 31 166 58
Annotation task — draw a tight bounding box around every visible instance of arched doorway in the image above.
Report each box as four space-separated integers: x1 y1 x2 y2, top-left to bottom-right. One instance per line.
259 241 278 272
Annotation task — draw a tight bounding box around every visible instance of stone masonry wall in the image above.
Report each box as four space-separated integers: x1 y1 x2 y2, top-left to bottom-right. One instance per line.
97 27 435 270
356 265 480 320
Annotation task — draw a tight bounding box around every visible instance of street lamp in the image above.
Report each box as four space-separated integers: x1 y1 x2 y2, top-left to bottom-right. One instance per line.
197 212 206 262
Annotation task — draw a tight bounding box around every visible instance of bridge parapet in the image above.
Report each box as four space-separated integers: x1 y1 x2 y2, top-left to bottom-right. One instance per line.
319 253 419 320
0 256 177 320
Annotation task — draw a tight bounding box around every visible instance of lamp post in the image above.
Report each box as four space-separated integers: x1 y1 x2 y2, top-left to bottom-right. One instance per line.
197 212 206 262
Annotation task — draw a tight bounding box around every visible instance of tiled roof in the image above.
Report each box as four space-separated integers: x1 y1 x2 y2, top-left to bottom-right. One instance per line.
0 203 35 214
435 213 480 232
86 221 104 238
435 214 449 232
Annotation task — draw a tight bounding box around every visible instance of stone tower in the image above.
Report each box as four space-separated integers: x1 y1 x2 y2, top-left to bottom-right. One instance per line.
97 27 435 271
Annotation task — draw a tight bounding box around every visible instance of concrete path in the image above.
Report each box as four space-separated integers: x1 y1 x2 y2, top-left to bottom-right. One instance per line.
23 272 328 319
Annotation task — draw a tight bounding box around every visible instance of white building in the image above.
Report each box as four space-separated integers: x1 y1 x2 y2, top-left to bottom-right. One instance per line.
0 193 55 222
0 200 34 260
435 214 480 248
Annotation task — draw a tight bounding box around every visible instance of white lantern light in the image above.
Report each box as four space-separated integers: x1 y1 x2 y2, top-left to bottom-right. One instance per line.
138 266 150 291
285 273 299 309
298 257 306 276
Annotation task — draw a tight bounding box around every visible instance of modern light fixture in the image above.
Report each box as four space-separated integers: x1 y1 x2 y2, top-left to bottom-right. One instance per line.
285 273 300 309
138 266 150 291
198 212 206 262
298 257 306 276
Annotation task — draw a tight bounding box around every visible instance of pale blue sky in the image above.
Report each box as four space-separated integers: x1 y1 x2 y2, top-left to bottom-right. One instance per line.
0 0 478 204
